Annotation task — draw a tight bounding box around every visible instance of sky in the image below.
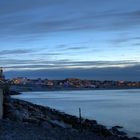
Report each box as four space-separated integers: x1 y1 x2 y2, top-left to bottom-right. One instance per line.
0 0 140 80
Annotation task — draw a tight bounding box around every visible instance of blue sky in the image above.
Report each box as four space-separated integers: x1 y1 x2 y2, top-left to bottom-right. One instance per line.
0 0 140 80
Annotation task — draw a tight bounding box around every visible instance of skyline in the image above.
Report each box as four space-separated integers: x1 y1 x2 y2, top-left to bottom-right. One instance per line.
0 0 140 80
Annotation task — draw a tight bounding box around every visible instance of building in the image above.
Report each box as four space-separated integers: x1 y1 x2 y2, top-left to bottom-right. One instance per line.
0 67 5 81
12 77 28 85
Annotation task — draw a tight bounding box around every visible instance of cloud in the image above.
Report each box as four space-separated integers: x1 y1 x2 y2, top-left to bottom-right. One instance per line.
1 59 140 70
56 45 89 51
110 36 140 44
133 43 140 46
5 65 140 81
39 52 62 56
0 49 34 55
0 0 140 39
0 0 65 16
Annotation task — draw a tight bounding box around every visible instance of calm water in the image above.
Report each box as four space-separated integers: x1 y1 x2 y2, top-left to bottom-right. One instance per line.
12 89 140 137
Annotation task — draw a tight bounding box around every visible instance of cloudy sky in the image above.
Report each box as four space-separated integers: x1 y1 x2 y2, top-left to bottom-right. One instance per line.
0 0 140 80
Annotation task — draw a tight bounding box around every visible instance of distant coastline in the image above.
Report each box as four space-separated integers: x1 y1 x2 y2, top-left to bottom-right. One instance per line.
10 85 140 92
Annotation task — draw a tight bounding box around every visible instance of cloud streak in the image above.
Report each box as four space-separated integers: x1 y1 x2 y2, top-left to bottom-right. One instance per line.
2 59 140 70
0 49 34 55
5 65 140 81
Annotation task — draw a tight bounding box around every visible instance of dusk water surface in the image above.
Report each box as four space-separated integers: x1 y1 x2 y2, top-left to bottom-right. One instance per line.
13 89 140 137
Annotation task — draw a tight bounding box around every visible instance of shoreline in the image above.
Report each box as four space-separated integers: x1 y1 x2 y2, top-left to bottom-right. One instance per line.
2 91 139 140
10 89 140 139
10 85 140 92
13 99 140 139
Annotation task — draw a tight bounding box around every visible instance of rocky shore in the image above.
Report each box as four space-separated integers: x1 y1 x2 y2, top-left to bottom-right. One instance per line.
0 93 140 140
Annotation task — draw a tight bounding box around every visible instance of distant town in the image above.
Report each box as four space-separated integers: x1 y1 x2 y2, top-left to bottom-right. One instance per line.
0 68 140 92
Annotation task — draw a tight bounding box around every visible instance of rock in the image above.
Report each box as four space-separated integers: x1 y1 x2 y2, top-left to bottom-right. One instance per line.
131 137 140 140
7 110 23 122
92 124 112 137
9 90 21 95
41 121 53 129
110 126 126 136
20 109 30 120
85 119 97 125
49 120 72 129
24 117 40 124
114 125 123 129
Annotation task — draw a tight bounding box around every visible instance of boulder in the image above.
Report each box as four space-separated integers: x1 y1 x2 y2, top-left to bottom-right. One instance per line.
7 110 23 122
110 126 126 136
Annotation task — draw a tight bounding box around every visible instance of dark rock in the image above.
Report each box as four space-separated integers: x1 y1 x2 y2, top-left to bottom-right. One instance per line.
114 126 123 129
131 137 140 140
24 117 40 124
49 120 72 129
41 121 53 129
9 90 21 95
7 110 23 122
110 126 126 136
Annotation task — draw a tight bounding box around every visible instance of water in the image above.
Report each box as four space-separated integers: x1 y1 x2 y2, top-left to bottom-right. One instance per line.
12 89 140 137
